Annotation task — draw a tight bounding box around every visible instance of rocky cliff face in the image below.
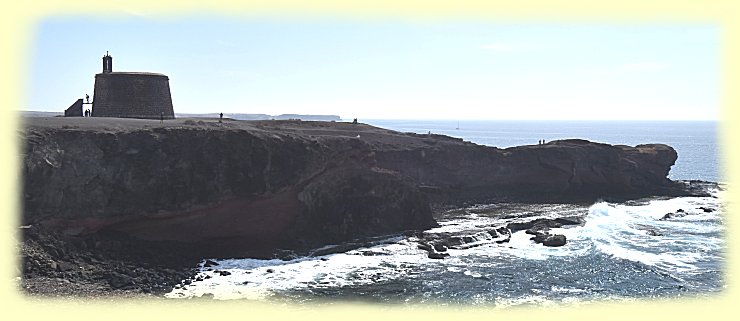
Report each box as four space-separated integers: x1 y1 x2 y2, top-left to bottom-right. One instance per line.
21 118 689 258
374 138 684 204
22 119 437 257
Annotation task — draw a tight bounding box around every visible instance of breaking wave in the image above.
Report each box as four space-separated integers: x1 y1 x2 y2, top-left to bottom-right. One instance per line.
167 189 725 305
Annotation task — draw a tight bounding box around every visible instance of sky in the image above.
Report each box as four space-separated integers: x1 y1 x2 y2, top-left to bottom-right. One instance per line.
26 16 720 120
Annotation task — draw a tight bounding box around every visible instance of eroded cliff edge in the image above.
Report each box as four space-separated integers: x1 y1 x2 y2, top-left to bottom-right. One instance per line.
22 117 696 259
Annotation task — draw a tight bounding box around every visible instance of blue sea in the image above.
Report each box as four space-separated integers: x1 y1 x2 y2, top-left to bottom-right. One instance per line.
167 120 725 306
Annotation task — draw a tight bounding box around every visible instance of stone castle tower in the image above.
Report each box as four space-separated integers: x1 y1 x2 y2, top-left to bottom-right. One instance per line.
91 52 175 119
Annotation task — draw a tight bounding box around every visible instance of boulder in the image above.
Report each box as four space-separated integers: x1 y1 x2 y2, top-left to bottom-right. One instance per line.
203 259 219 267
428 252 449 259
554 216 585 226
542 234 567 247
417 242 433 252
530 232 549 243
433 243 448 252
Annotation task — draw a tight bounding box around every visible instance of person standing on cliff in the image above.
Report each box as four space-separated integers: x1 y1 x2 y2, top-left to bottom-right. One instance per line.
220 113 223 123
160 112 164 124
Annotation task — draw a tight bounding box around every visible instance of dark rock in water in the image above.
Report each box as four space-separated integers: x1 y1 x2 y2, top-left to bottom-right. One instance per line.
428 252 449 259
554 216 585 226
646 229 662 236
548 221 563 228
542 234 566 247
506 221 532 233
494 227 512 244
530 233 549 243
660 209 690 220
360 250 389 256
433 243 447 252
266 269 274 273
495 237 511 244
203 259 219 267
274 249 299 261
527 227 566 247
496 227 510 235
217 270 231 276
698 207 715 213
443 236 465 247
508 218 565 234
417 242 433 252
526 228 547 235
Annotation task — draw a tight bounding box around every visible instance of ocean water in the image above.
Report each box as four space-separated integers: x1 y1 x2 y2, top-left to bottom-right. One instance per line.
166 120 725 306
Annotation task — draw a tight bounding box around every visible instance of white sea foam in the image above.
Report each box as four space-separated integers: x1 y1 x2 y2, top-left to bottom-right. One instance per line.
166 238 429 300
581 195 723 274
167 193 723 301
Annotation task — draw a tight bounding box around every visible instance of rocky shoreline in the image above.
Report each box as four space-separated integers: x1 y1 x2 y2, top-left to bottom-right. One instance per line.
19 117 706 297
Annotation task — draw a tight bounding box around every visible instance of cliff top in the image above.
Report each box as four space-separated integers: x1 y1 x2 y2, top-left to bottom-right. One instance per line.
95 72 168 77
22 117 669 156
22 116 476 151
